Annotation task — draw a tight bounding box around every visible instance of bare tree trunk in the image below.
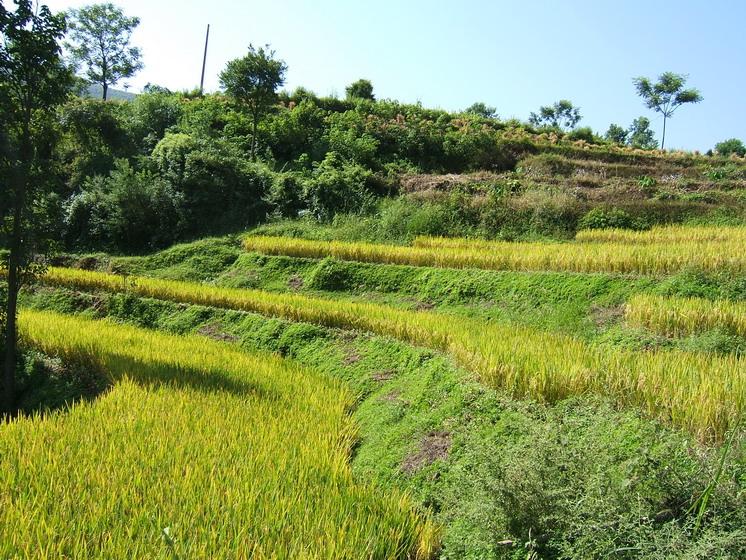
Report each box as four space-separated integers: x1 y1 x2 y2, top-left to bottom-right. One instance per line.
3 130 30 414
251 111 258 162
661 115 667 150
102 81 108 101
2 189 23 414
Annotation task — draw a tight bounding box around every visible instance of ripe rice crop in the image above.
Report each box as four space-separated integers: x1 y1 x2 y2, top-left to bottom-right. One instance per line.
626 294 746 339
241 235 746 275
575 225 746 244
1 310 438 559
37 267 746 440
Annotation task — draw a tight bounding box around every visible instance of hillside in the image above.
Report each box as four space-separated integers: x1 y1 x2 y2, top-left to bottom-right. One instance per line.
3 71 746 560
84 83 138 101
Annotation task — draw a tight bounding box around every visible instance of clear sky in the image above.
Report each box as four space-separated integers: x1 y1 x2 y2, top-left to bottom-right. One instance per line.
40 0 746 151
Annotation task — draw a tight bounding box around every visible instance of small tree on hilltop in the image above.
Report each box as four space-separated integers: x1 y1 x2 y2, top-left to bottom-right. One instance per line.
1 0 72 413
65 3 143 101
345 79 375 101
464 102 498 119
529 100 581 131
715 138 745 157
220 44 287 161
633 72 702 150
605 123 628 145
628 117 658 150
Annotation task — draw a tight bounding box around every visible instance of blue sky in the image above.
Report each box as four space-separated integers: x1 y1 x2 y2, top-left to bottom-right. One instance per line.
42 0 746 151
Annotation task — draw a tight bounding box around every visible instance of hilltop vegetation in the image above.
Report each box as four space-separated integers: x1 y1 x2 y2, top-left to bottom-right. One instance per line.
8 85 746 254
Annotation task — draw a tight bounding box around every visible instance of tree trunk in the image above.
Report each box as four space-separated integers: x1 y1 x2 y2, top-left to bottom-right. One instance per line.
250 112 258 162
661 115 667 150
2 190 23 414
102 81 108 101
3 131 30 415
2 255 19 414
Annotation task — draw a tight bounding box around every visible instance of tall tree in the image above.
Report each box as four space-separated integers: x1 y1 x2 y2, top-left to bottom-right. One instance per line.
0 0 72 412
633 72 702 150
529 100 581 131
65 3 142 101
345 79 374 101
219 44 287 161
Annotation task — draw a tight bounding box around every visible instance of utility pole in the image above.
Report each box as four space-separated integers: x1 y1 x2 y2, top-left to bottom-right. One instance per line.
200 23 210 95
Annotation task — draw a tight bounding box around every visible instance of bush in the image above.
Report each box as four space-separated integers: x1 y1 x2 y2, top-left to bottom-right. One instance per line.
567 126 600 144
578 207 648 231
267 173 305 218
152 133 273 236
64 160 181 252
715 138 746 158
304 152 376 220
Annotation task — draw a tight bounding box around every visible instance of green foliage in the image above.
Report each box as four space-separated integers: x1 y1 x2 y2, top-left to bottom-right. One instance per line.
219 44 287 160
629 116 658 150
150 133 273 238
566 126 600 143
463 102 497 119
633 72 703 149
528 99 581 130
605 123 629 145
58 98 133 186
715 138 746 157
127 88 183 153
304 152 376 220
638 175 658 195
267 172 305 218
345 79 375 101
578 207 647 231
65 3 143 100
64 159 179 251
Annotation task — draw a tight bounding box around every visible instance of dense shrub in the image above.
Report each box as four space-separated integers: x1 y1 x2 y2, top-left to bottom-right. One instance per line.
64 160 180 251
151 133 272 237
267 173 306 218
579 207 648 231
715 138 746 157
304 152 376 220
58 99 133 188
127 89 184 153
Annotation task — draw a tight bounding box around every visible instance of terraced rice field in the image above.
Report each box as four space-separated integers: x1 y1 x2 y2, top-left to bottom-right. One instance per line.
574 224 746 244
35 267 745 439
626 294 746 338
242 234 746 275
1 310 437 559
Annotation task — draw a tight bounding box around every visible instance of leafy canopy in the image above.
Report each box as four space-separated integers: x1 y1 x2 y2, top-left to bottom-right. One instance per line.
464 102 497 119
715 138 745 157
633 72 703 119
219 44 287 115
628 117 657 150
65 3 143 99
346 79 375 101
529 100 581 130
219 44 286 160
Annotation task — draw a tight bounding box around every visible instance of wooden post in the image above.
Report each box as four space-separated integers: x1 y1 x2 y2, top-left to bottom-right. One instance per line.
200 24 210 95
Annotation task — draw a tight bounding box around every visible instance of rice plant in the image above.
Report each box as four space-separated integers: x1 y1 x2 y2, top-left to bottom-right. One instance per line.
0 309 439 559
36 267 746 440
241 235 746 275
575 225 746 244
626 294 746 339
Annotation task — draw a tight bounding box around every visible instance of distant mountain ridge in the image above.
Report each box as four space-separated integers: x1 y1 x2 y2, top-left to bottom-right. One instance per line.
84 84 138 101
